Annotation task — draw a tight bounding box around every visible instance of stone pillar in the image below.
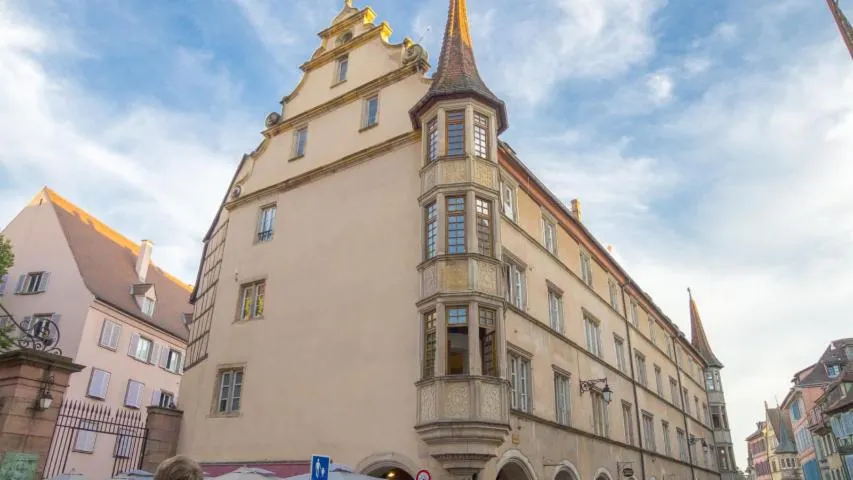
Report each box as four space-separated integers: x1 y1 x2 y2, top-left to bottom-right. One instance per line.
0 349 84 479
142 406 183 473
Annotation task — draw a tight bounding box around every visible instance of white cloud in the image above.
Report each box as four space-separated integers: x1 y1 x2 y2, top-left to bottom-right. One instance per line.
646 71 674 104
0 3 259 281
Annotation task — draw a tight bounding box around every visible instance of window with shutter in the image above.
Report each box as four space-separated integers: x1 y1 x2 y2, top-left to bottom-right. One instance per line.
99 319 121 350
0 274 7 295
16 272 49 294
74 420 97 453
87 369 110 400
124 380 144 408
114 428 133 458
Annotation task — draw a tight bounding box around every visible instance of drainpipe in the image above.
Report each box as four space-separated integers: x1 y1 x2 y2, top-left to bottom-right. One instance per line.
621 280 647 480
674 339 698 480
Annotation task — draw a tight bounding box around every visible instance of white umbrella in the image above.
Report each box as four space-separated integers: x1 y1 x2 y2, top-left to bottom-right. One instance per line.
214 466 284 480
113 469 154 479
52 472 88 480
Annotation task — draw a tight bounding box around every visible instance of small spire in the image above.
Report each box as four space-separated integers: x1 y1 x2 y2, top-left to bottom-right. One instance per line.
344 0 353 7
410 0 508 133
688 288 724 368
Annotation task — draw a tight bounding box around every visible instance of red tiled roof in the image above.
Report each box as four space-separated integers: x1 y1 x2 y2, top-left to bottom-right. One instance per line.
42 188 191 341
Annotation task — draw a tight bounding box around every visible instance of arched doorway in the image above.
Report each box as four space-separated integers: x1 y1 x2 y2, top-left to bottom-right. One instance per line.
498 461 534 480
555 470 577 480
366 466 414 480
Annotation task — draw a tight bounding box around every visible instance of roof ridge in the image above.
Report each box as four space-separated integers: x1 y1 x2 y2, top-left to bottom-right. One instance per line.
41 187 192 292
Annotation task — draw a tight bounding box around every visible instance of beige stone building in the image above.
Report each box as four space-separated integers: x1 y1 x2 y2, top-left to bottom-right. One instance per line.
177 3 733 480
0 188 191 479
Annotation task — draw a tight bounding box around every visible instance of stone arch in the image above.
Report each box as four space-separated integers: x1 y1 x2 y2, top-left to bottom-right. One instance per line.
356 452 419 480
496 449 537 480
552 461 581 480
593 468 614 480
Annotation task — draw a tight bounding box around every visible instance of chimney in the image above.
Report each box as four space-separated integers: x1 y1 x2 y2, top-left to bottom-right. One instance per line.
571 198 582 222
136 240 153 283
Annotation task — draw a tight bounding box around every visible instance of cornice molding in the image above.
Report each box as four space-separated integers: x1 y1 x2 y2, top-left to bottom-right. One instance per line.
225 131 420 211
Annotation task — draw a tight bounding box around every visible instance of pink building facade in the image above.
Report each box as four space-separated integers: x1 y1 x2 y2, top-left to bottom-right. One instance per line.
0 188 191 479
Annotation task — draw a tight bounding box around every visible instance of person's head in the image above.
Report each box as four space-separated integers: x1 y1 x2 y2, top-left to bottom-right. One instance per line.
154 455 204 480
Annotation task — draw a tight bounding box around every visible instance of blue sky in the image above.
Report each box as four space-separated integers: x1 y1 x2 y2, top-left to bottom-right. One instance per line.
2 0 852 468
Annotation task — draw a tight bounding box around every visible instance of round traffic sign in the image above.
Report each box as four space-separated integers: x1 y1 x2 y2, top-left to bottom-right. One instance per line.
416 470 431 480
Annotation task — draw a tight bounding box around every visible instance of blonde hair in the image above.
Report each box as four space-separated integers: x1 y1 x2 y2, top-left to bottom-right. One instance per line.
154 455 204 480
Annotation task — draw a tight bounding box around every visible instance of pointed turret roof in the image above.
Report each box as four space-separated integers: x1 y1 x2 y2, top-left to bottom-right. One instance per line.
688 288 723 368
410 0 508 133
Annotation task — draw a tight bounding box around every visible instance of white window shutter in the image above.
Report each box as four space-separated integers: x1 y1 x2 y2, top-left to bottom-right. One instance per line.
159 347 169 368
151 389 162 406
149 343 161 365
21 316 32 331
135 382 144 407
37 272 50 292
127 333 140 356
0 274 7 295
51 314 61 324
99 320 111 346
178 352 184 374
110 322 121 348
14 274 25 294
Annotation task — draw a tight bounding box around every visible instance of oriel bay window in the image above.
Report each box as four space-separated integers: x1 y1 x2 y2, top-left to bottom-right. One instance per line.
426 118 439 162
479 307 497 376
423 310 436 379
446 196 466 254
473 112 489 159
425 202 437 259
446 306 469 374
446 110 465 156
475 197 492 256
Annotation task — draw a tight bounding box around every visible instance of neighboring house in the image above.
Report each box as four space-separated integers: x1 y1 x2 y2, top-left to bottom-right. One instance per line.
783 339 853 480
803 338 853 480
749 421 771 480
766 405 801 480
818 363 853 480
0 187 191 480
177 2 726 480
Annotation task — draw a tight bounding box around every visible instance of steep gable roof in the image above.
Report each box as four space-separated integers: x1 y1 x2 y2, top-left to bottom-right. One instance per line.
39 188 191 341
688 288 723 368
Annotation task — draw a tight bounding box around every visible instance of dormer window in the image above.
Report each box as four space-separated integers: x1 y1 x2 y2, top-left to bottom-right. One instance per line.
335 31 353 46
141 297 155 317
827 364 841 378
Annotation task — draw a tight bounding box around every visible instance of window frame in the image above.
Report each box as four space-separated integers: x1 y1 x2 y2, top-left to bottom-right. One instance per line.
335 55 349 84
256 204 277 243
216 368 244 415
473 111 489 159
542 215 557 254
445 109 466 157
547 286 564 334
504 255 527 310
622 401 634 445
422 310 437 379
87 368 111 400
554 371 571 426
124 379 145 409
141 296 155 317
579 249 593 286
608 278 619 310
509 351 532 413
500 180 517 221
591 389 609 437
165 348 183 374
99 319 122 351
133 336 153 363
292 126 308 159
475 197 493 256
362 94 379 129
424 201 438 260
662 420 672 456
654 364 664 396
73 419 98 453
642 412 656 451
634 350 647 386
446 196 467 254
614 335 627 373
584 313 602 357
237 279 266 322
426 117 439 162
17 271 49 295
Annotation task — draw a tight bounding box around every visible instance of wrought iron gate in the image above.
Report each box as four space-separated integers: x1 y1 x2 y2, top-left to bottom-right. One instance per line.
44 399 148 479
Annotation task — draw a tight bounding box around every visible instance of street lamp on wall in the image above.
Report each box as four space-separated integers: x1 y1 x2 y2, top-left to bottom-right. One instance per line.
579 377 613 404
34 374 55 411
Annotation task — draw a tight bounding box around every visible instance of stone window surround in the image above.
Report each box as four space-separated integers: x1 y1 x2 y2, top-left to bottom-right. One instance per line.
418 297 506 379
418 99 498 166
209 362 247 418
507 343 533 413
234 275 267 324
